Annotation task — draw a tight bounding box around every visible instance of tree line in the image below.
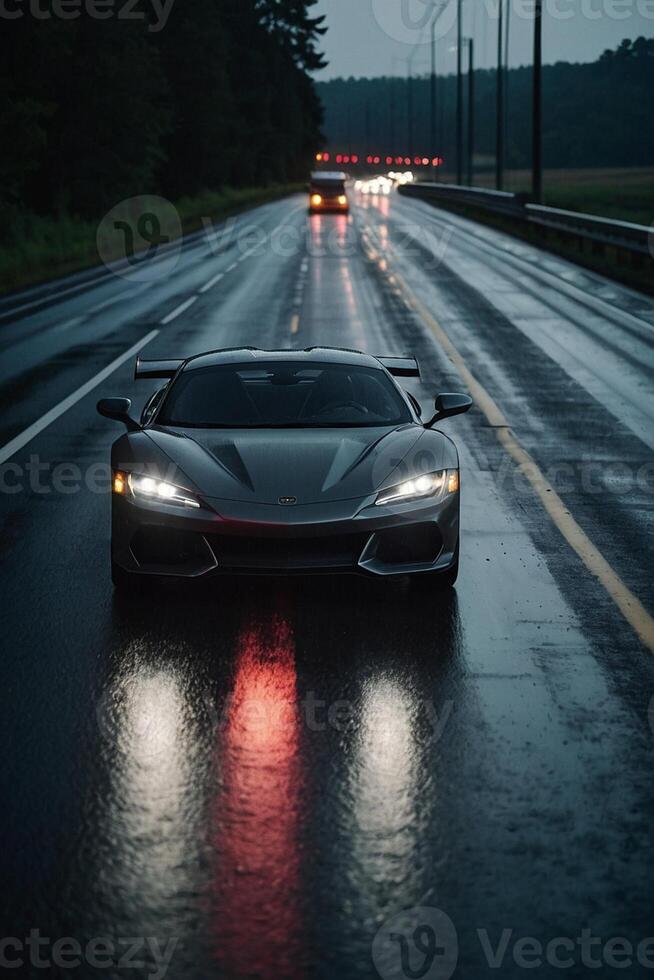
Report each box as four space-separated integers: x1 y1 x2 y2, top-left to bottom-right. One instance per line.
0 0 326 226
316 38 654 172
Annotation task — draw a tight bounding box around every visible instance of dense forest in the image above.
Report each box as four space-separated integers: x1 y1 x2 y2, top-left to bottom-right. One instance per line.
316 38 654 172
0 0 326 223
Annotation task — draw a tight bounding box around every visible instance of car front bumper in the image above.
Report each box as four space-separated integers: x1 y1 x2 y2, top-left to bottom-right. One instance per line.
308 199 349 213
111 491 460 579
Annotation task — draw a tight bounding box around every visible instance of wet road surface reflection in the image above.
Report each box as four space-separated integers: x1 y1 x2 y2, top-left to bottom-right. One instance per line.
212 612 305 978
59 579 462 979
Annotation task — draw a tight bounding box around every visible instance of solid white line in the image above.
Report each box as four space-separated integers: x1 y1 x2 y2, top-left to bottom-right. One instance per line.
226 262 238 273
0 329 160 465
87 290 133 314
160 296 198 325
199 272 225 294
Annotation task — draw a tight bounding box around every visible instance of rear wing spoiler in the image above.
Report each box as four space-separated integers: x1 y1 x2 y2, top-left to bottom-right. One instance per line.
134 357 184 380
134 353 419 380
377 355 420 378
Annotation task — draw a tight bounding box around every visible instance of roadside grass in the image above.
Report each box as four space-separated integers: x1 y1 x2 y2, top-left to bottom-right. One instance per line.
460 167 654 226
0 184 302 296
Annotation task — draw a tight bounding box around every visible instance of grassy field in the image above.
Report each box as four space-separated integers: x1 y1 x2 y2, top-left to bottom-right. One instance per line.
0 184 302 296
437 167 654 227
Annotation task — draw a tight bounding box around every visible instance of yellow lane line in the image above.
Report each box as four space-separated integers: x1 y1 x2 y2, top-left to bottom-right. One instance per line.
392 258 654 654
290 313 300 335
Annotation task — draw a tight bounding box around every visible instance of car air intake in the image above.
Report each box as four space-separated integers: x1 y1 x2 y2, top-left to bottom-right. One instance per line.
131 527 215 574
373 524 443 565
209 533 370 570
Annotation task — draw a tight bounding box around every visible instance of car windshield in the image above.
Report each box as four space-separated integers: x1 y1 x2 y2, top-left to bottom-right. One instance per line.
311 179 345 194
157 361 413 428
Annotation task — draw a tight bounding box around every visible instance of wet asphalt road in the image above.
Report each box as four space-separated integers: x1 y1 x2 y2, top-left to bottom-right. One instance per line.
1 191 654 980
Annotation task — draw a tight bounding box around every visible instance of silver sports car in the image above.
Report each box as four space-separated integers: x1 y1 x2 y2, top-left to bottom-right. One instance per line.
97 347 471 590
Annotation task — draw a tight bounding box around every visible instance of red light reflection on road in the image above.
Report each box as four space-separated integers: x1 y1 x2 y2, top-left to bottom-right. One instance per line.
212 614 305 979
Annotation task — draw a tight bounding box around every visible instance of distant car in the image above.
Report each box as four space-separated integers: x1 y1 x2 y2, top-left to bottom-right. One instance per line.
97 347 471 590
309 171 349 213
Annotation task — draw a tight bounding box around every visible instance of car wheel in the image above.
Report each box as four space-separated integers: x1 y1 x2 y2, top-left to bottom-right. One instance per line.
412 542 459 590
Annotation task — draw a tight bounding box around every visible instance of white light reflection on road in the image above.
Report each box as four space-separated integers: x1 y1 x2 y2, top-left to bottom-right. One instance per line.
351 676 426 891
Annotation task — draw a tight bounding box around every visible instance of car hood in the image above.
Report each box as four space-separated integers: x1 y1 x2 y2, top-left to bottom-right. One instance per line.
144 424 429 505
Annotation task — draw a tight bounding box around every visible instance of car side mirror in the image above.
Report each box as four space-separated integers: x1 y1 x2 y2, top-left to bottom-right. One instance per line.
425 392 472 428
97 397 140 431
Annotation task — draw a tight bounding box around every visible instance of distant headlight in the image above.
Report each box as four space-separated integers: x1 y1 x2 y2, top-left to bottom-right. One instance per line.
375 469 458 506
338 195 347 205
113 470 201 509
311 194 323 206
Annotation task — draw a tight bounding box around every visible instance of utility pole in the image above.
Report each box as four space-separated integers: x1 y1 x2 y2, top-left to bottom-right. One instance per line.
532 0 543 202
496 0 504 190
467 38 474 186
456 0 463 184
407 59 413 158
365 100 371 158
389 77 396 157
390 56 404 159
431 15 437 178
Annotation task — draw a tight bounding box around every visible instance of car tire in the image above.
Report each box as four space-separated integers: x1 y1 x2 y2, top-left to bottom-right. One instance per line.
412 541 459 590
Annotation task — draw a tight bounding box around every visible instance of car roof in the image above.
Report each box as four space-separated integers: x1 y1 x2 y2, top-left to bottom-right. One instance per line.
310 172 347 182
182 347 384 372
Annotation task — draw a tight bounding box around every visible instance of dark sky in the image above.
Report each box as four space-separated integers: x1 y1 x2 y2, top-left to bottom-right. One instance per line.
313 0 654 78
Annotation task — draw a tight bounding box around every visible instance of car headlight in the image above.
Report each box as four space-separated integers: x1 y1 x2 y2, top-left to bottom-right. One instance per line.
113 471 201 509
375 469 459 506
311 194 323 206
338 195 347 205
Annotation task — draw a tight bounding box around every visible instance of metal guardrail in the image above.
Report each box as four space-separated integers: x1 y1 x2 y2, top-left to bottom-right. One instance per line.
525 203 652 256
398 181 653 259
